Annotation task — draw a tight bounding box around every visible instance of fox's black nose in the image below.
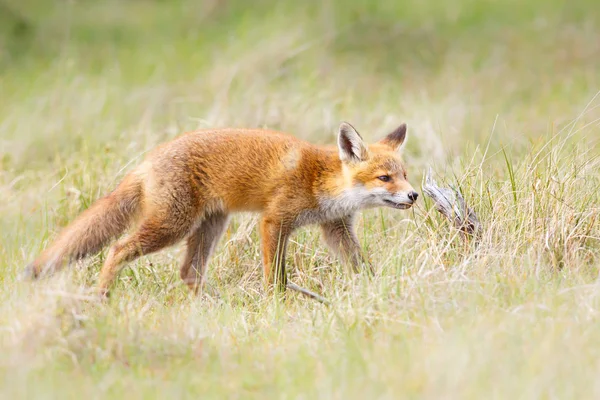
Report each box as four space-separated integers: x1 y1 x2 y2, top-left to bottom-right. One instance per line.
408 191 419 202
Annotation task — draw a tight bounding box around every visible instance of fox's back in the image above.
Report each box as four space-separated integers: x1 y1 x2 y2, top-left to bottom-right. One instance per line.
140 129 318 211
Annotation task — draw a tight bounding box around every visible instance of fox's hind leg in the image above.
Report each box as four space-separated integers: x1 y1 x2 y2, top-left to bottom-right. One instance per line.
97 213 193 297
180 212 230 294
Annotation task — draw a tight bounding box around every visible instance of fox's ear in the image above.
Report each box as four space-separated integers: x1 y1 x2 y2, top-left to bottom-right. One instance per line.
338 122 369 163
379 123 407 151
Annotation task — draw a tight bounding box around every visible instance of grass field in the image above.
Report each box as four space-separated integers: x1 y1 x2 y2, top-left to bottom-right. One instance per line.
1 0 600 398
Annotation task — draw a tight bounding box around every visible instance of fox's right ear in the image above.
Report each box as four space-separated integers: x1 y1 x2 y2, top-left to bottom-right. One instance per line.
338 122 368 163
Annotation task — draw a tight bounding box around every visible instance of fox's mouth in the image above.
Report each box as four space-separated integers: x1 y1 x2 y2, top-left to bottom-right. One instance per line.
383 199 413 209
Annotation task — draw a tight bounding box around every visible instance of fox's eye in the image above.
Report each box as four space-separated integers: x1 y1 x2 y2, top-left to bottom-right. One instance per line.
377 175 391 182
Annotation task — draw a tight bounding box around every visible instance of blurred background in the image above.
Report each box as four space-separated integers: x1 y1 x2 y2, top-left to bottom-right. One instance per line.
2 0 599 166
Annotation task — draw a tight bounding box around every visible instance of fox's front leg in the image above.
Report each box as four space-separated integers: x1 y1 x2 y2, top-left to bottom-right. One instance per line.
321 215 374 275
259 216 292 292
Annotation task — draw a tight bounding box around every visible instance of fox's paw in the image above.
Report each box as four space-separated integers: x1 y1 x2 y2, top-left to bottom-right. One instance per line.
17 263 39 281
93 287 111 303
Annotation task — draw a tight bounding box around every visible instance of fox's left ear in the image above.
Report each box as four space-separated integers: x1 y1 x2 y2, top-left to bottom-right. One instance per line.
379 123 407 151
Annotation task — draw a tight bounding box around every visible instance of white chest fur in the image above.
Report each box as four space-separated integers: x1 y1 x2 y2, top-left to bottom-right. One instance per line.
294 186 372 227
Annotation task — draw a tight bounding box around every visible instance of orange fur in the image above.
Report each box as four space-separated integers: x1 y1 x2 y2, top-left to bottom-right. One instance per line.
23 123 418 296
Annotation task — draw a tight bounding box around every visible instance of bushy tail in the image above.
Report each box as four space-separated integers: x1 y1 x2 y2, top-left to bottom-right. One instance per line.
21 174 143 279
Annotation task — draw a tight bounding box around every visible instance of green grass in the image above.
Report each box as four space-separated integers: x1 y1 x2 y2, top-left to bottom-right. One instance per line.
1 0 600 398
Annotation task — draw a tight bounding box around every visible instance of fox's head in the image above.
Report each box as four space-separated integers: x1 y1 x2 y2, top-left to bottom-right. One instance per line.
336 122 418 210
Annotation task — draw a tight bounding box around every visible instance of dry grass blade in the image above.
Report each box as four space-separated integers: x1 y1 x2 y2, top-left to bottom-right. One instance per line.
423 168 481 239
286 282 331 305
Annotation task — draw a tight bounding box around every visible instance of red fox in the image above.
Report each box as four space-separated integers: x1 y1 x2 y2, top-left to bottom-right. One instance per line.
22 122 418 296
